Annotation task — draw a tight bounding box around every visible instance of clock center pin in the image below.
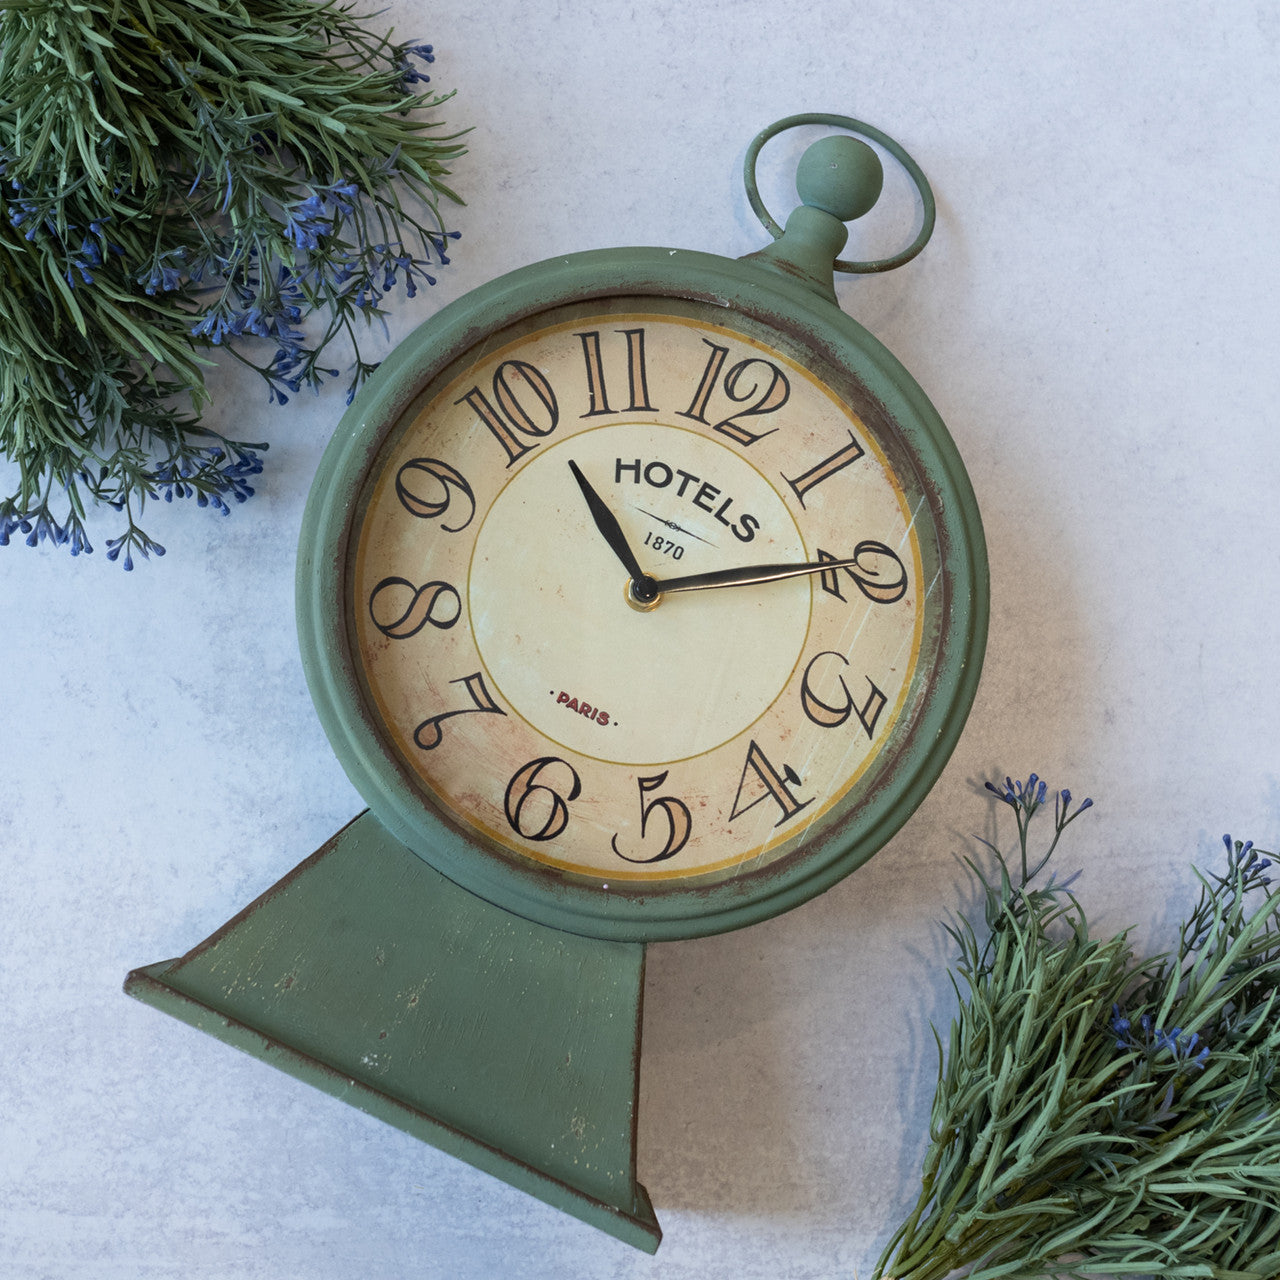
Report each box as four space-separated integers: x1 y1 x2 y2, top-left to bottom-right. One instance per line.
625 574 662 611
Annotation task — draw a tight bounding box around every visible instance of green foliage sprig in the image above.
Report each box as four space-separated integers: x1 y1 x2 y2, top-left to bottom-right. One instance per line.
876 777 1280 1280
0 0 464 564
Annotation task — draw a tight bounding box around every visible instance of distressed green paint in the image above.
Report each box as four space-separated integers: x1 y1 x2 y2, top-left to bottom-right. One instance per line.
129 123 988 1251
125 812 660 1251
743 114 938 275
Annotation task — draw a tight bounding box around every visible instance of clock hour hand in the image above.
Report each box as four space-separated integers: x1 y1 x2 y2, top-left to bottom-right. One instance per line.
567 460 659 598
647 555 861 596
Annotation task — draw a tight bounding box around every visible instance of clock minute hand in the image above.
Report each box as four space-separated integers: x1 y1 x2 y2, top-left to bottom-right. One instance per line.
567 459 657 594
648 555 858 596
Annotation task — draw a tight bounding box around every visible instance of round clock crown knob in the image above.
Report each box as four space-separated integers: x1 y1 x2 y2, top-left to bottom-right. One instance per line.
743 115 936 291
742 132 891 303
795 135 884 222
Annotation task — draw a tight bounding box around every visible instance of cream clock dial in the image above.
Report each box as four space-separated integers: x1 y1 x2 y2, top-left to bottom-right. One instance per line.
351 304 925 884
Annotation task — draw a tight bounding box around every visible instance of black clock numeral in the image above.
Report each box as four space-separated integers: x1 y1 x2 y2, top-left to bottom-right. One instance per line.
504 756 582 841
394 458 475 531
679 340 727 424
575 328 655 417
799 651 888 739
782 430 865 506
368 576 461 638
457 360 559 466
678 339 789 445
611 771 692 864
817 541 909 604
728 740 813 828
413 671 507 751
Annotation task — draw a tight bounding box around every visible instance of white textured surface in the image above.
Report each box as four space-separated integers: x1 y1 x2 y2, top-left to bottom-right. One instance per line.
3 2 1278 1276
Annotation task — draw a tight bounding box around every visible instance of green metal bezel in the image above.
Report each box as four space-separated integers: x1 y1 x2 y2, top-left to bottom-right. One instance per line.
297 246 988 942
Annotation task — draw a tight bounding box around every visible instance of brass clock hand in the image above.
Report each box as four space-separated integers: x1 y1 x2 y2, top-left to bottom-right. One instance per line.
567 460 659 600
647 556 860 596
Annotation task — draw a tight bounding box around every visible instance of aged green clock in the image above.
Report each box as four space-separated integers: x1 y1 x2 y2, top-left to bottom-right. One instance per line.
127 115 987 1252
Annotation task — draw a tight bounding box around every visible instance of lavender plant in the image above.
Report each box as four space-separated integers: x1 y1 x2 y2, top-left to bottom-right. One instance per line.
875 777 1280 1280
0 0 464 564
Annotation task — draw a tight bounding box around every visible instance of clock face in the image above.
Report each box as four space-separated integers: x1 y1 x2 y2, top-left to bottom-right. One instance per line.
300 254 985 939
351 297 930 878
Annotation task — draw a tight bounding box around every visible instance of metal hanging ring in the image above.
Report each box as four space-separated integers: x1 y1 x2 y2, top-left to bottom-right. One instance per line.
744 113 937 274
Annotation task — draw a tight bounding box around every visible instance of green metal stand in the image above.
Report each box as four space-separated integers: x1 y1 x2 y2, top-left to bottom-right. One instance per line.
124 812 660 1252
